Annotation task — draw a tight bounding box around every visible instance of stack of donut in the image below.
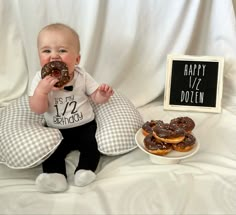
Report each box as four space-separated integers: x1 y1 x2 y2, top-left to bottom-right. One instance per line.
142 117 196 156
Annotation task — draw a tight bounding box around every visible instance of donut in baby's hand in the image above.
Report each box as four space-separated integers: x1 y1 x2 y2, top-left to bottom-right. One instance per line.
144 134 172 156
142 120 164 136
153 123 185 144
170 116 195 133
172 133 196 152
41 61 70 88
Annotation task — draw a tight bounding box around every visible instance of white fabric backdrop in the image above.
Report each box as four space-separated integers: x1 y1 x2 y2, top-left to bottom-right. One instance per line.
1 1 236 214
0 0 235 107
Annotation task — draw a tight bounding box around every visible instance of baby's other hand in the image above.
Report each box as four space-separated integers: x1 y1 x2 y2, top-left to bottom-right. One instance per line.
98 84 114 98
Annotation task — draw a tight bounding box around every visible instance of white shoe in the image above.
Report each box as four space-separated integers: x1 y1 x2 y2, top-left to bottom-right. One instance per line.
35 173 68 193
74 170 96 187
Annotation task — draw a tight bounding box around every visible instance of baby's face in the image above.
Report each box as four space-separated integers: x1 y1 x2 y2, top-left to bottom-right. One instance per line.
38 29 80 77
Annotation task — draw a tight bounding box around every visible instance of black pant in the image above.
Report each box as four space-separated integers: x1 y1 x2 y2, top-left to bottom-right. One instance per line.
42 120 100 177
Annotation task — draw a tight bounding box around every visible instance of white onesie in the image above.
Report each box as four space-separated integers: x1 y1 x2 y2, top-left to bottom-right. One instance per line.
29 66 99 129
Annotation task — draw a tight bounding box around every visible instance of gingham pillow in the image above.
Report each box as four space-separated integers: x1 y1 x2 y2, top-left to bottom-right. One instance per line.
91 91 143 155
0 96 62 169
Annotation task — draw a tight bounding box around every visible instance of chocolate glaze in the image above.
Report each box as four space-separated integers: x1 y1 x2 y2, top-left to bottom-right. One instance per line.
175 133 196 148
144 134 172 150
142 120 164 134
153 123 185 138
41 61 70 88
170 117 195 132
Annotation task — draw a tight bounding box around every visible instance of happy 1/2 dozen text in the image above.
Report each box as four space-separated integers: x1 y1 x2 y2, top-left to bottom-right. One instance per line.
180 63 206 104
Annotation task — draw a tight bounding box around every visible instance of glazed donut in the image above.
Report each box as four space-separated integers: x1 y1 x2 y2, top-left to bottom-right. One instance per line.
142 120 164 136
144 134 172 156
41 61 70 88
153 123 185 144
172 133 196 152
170 116 195 133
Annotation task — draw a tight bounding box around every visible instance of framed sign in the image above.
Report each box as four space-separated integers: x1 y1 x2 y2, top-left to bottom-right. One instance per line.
164 54 224 113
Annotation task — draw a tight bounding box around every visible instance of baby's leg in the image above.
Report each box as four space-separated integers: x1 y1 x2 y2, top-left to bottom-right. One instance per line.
74 120 100 186
74 140 100 186
36 138 71 192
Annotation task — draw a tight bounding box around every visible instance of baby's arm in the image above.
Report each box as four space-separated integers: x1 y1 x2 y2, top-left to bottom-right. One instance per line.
90 84 114 104
29 76 59 114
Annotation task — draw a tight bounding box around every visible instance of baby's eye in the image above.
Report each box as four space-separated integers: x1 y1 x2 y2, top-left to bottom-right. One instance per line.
59 49 67 53
42 50 51 53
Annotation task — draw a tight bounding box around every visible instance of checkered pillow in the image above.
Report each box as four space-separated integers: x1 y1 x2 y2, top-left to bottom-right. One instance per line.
91 91 143 155
0 91 143 169
0 96 62 169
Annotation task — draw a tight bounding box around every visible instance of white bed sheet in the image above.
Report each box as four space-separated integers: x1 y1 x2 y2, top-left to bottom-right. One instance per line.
1 101 236 215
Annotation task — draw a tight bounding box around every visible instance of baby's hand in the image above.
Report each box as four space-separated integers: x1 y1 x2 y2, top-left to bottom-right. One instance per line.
37 76 59 95
97 84 114 98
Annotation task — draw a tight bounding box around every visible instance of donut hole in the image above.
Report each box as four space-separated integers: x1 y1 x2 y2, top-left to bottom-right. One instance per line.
51 70 61 78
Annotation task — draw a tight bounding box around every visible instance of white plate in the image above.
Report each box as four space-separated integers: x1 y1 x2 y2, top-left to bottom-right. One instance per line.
135 128 200 164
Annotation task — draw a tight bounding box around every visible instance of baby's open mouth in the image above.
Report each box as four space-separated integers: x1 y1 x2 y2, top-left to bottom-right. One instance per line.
51 70 61 78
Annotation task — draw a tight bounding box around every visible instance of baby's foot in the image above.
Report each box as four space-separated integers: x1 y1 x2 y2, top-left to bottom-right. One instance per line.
74 170 96 187
35 173 68 193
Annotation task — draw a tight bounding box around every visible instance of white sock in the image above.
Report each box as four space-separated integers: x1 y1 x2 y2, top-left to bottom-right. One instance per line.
35 173 68 193
74 170 96 187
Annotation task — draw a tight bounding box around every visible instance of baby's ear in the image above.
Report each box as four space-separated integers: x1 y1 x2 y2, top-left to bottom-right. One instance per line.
76 55 81 64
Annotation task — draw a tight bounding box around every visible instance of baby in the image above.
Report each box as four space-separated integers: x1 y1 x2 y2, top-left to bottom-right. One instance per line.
29 23 113 192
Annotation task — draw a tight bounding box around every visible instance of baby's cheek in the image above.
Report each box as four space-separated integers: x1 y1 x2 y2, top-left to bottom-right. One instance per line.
40 58 49 67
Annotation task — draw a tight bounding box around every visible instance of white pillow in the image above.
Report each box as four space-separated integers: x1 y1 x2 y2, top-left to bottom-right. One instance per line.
91 90 143 155
0 96 63 169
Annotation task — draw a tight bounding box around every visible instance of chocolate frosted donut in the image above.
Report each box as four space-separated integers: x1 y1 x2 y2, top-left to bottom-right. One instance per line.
170 117 195 133
172 133 196 152
41 61 70 88
142 120 164 136
144 134 172 155
153 123 185 138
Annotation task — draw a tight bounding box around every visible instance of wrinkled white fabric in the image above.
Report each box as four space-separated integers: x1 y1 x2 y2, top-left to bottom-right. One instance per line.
0 0 235 107
1 102 236 214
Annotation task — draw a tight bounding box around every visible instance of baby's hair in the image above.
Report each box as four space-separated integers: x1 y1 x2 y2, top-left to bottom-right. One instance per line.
38 23 80 53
